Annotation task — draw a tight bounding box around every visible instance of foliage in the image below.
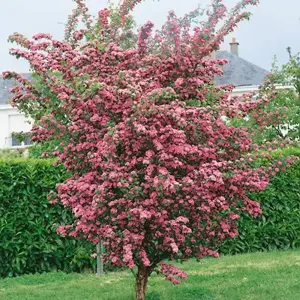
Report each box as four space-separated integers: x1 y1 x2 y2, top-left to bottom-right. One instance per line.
4 0 299 299
0 158 95 278
282 47 300 97
269 48 300 97
220 147 300 254
28 139 61 159
229 54 300 143
230 88 300 143
0 148 25 158
2 250 300 300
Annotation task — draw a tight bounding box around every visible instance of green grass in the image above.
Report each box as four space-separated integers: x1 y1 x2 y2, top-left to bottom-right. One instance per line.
1 250 300 300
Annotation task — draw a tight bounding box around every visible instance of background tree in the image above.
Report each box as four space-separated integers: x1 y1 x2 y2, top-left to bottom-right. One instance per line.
3 0 298 299
230 52 300 144
282 47 300 97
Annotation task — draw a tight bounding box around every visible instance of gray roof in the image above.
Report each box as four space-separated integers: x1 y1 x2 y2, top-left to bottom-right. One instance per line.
0 73 32 105
0 53 269 104
215 50 270 87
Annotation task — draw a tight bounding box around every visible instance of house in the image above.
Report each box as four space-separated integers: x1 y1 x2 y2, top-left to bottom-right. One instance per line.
0 73 32 148
0 39 271 148
215 38 270 96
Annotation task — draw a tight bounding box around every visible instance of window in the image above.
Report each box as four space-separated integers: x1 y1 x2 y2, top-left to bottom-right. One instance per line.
11 132 31 147
8 113 32 148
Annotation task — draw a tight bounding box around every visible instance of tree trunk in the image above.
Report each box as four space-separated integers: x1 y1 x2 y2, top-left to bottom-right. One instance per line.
135 264 149 300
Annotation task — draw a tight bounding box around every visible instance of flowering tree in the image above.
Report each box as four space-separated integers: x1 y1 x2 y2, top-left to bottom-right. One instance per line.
3 0 298 299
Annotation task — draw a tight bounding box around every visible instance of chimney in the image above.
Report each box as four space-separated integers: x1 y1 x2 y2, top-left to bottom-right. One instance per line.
230 37 239 56
211 50 216 60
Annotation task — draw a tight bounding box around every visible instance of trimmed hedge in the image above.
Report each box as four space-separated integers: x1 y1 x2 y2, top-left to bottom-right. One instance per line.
220 147 300 254
0 158 94 278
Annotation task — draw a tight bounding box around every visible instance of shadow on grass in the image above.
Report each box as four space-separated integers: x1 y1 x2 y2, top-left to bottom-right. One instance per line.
146 291 162 300
146 287 214 300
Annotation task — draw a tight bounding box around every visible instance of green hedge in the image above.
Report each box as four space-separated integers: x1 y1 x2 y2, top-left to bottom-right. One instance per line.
1 148 300 277
220 147 300 254
0 158 95 278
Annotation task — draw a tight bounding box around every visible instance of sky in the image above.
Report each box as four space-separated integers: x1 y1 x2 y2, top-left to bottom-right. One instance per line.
0 0 299 73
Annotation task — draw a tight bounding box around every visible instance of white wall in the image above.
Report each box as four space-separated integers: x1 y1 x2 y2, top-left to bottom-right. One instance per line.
0 105 32 148
231 84 295 97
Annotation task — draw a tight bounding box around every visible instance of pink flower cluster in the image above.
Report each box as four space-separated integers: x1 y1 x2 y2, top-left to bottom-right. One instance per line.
160 262 187 284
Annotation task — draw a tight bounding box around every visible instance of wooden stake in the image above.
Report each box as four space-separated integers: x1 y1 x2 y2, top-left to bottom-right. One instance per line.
96 241 104 276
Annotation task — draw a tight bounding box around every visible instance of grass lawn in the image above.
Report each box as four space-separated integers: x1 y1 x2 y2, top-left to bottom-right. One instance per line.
1 250 300 300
